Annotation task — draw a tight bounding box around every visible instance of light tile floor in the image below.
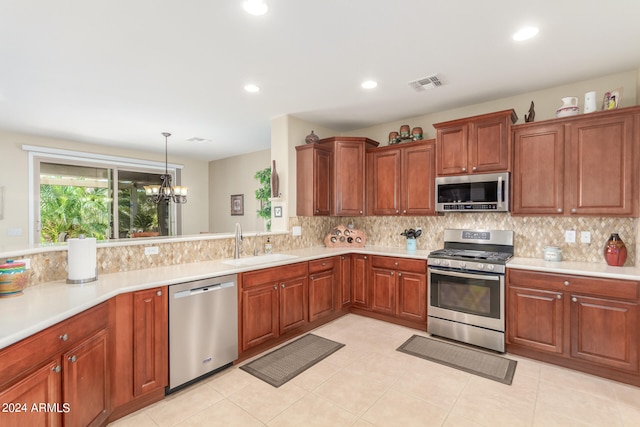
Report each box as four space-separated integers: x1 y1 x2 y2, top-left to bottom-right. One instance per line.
109 314 640 427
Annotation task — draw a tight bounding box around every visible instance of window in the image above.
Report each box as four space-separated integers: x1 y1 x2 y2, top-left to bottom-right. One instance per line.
26 145 183 243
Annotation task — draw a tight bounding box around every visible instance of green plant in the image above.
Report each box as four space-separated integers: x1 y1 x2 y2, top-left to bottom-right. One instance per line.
254 167 271 231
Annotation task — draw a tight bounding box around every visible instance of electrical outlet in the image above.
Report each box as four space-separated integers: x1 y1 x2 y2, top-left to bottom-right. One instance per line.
144 246 159 255
565 230 576 243
580 231 591 244
292 226 302 236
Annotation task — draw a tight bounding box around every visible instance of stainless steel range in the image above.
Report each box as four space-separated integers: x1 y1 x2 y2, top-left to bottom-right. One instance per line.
427 229 514 352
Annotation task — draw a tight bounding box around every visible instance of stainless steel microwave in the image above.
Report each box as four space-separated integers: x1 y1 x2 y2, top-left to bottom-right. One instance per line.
435 172 509 212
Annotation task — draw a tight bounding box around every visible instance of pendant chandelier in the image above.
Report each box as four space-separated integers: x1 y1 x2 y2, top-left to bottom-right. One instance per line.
144 132 188 204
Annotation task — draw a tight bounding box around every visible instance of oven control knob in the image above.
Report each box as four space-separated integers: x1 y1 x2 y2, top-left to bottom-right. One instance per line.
431 259 440 266
477 263 484 270
442 260 451 267
486 264 495 271
459 262 467 268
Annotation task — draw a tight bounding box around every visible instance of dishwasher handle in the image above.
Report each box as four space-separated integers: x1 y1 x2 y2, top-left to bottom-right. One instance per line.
173 281 235 299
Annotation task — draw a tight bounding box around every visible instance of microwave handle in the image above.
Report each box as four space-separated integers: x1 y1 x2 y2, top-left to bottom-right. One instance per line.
497 175 503 208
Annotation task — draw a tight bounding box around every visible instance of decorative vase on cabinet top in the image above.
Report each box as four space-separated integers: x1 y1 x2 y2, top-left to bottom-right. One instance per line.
556 96 580 118
305 130 319 144
604 233 627 266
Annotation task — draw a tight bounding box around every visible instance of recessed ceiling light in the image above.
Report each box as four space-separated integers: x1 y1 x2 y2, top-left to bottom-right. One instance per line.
243 0 268 16
187 137 211 143
361 80 378 89
513 26 539 41
244 84 260 93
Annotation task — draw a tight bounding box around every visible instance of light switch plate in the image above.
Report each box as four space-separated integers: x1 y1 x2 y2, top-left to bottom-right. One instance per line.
565 230 576 243
144 246 159 255
292 226 302 236
580 231 591 244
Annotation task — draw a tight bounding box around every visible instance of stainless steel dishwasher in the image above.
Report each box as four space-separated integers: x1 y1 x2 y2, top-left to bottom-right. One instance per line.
168 274 238 392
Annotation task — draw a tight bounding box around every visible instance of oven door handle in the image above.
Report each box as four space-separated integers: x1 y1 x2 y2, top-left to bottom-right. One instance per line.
429 267 500 282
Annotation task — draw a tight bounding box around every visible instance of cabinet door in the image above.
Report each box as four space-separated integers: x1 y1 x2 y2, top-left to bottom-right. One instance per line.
570 294 638 373
309 270 335 322
507 286 564 354
314 148 332 216
133 288 167 397
0 359 62 427
512 124 565 215
62 328 109 427
469 114 510 173
333 140 366 216
351 254 370 309
436 124 468 175
566 114 635 216
402 141 436 215
396 271 426 322
279 276 308 334
371 268 395 316
367 149 401 215
242 284 279 351
339 255 351 308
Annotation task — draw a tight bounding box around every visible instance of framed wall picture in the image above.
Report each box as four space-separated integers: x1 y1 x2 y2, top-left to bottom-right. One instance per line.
274 206 282 218
230 194 244 216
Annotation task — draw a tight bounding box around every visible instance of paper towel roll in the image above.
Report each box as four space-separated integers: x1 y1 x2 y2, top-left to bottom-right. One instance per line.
67 237 97 284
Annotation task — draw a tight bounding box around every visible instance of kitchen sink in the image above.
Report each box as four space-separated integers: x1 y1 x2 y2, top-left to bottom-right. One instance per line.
221 253 299 267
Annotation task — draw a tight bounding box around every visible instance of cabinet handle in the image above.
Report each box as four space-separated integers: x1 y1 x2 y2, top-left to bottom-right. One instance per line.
273 285 277 290
556 294 562 299
281 283 285 288
310 276 314 280
52 365 61 373
364 256 367 260
461 167 467 172
59 333 69 342
572 297 578 303
563 281 570 286
157 290 162 297
557 208 563 213
68 355 77 363
390 271 394 276
472 166 477 171
398 273 402 277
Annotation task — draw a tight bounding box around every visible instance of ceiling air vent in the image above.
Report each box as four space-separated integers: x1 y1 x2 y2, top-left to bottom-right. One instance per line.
408 74 443 92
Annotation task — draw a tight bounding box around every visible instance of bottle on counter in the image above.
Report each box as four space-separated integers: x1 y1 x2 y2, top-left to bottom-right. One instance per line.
265 237 272 254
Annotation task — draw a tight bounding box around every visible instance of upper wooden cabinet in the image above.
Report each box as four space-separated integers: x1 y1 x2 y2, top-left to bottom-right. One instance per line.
367 139 436 216
434 109 517 176
296 137 379 216
512 106 640 216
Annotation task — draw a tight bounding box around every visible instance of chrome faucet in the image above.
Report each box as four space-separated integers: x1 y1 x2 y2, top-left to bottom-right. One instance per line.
234 223 243 259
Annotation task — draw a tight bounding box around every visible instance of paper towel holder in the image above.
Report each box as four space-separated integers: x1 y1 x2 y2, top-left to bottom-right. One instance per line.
66 235 98 284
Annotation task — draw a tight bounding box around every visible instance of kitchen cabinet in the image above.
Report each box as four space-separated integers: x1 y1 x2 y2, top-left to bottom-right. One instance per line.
0 303 109 427
367 139 436 216
338 254 352 308
109 287 168 421
240 262 309 352
370 256 427 324
512 106 639 216
295 143 332 216
507 269 640 382
351 254 370 309
296 137 379 217
308 257 337 322
434 109 517 176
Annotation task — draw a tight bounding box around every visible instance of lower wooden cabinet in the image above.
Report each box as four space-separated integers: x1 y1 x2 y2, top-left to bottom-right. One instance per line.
507 269 640 383
0 303 109 427
308 257 337 322
351 254 370 309
338 255 352 308
109 287 168 421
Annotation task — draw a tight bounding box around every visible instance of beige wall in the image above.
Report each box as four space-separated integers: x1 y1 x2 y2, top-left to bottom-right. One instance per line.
208 149 271 233
0 130 209 246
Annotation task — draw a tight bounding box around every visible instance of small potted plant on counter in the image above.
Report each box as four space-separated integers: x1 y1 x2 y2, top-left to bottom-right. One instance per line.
401 228 422 252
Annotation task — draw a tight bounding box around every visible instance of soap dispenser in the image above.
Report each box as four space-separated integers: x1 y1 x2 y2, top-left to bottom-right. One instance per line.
264 237 272 254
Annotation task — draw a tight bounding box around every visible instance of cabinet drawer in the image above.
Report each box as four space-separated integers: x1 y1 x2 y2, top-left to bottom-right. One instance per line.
241 262 309 289
0 302 108 387
309 257 336 274
370 256 426 273
508 269 639 300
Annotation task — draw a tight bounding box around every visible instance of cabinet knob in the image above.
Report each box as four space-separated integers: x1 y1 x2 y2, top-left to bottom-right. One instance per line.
403 210 407 214
472 166 477 171
310 276 314 280
359 210 363 214
557 208 563 213
364 256 367 260
281 283 285 288
341 256 345 260
59 333 69 342
68 355 77 363
322 262 326 266
273 285 278 290
461 167 467 172
398 273 402 277
52 365 61 374
315 209 319 213
557 294 562 299
396 210 400 213
572 297 578 303
157 290 162 297
394 262 398 266
571 208 577 213
563 281 570 286
390 271 394 276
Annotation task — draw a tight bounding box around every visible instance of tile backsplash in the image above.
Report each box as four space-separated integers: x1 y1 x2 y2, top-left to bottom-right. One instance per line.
7 214 638 287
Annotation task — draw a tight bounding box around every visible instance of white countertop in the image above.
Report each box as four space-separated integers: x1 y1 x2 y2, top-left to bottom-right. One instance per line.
3 246 639 351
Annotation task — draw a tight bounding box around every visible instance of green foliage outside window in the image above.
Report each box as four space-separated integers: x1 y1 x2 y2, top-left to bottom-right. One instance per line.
254 167 271 231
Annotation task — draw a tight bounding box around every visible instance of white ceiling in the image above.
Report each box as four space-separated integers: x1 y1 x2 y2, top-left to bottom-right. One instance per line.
1 1 639 161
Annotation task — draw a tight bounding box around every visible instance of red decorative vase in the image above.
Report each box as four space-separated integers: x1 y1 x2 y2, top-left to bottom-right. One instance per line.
604 233 627 266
